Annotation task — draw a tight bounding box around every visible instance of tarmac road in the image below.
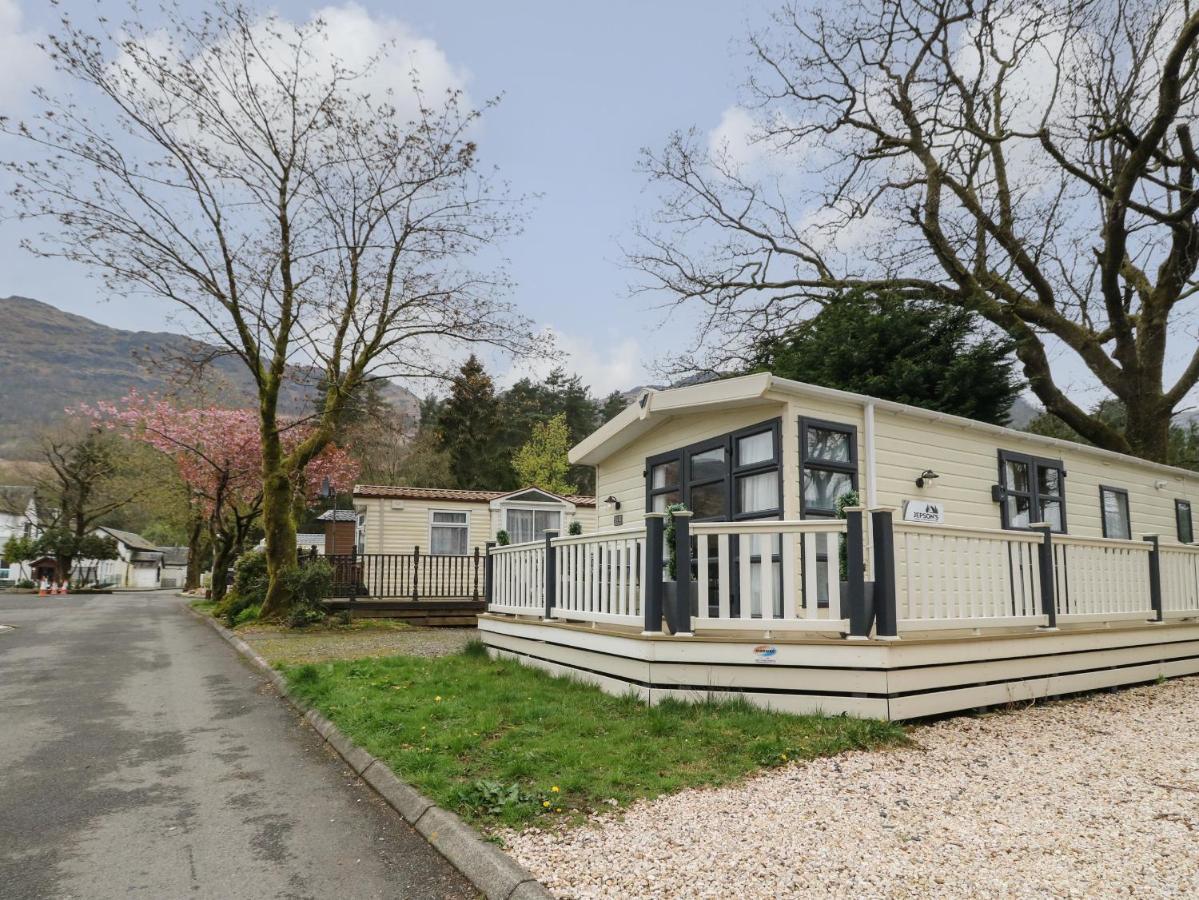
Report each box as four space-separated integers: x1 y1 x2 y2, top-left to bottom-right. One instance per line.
0 591 476 899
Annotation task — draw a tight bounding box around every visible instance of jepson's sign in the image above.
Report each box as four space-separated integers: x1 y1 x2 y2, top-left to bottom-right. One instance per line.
902 499 945 524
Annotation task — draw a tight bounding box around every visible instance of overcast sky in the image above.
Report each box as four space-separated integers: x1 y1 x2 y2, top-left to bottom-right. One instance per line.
0 0 779 396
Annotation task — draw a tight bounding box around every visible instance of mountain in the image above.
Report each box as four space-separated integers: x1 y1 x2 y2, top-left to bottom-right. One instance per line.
0 296 419 459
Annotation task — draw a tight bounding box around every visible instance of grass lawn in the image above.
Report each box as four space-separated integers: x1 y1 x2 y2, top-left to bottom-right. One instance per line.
283 643 907 831
237 619 473 666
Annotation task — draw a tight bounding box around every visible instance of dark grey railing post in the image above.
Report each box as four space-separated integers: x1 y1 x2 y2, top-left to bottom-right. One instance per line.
472 547 481 601
484 542 496 607
845 507 872 638
672 510 694 635
411 545 420 602
349 544 357 609
1030 523 1057 628
870 508 898 638
1143 534 1163 622
644 513 665 633
543 530 558 620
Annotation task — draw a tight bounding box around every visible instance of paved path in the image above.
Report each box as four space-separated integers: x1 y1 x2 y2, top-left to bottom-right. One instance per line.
0 591 476 900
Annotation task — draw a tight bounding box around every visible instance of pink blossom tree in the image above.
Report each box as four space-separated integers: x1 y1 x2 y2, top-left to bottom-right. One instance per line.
88 394 358 603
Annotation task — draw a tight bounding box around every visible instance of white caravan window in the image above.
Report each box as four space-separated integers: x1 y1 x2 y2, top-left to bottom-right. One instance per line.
506 508 561 544
429 510 469 555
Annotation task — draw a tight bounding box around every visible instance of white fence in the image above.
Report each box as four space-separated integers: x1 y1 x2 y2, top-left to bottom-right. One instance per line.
691 519 849 632
1053 537 1154 622
552 528 647 627
487 517 1199 636
488 543 545 615
895 523 1046 630
1158 544 1199 618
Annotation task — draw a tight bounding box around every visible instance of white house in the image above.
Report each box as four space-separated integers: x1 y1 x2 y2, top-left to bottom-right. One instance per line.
481 374 1199 721
0 485 37 585
80 527 167 589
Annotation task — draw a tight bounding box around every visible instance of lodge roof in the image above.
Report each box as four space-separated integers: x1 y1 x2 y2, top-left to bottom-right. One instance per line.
569 372 1199 480
353 484 596 507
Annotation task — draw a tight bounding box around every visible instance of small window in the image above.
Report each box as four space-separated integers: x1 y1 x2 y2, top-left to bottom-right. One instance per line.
505 508 561 544
429 510 469 555
1099 486 1131 540
799 418 858 517
1177 500 1194 544
736 431 775 466
998 450 1066 532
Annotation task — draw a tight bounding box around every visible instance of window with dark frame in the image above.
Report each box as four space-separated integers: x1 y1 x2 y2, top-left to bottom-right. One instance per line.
1177 499 1194 544
644 419 783 618
798 417 858 517
1099 486 1131 540
997 450 1067 533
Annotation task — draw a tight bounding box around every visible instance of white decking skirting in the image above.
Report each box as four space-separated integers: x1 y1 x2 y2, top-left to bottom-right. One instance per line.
478 614 1199 720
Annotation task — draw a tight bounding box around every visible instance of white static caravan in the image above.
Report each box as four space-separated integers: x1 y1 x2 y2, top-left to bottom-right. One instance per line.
479 373 1199 721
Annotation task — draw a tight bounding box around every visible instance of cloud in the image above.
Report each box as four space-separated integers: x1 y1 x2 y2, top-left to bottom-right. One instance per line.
0 0 48 110
708 106 762 168
504 328 650 397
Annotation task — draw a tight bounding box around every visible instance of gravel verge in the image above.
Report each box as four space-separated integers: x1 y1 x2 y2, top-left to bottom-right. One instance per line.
505 678 1199 899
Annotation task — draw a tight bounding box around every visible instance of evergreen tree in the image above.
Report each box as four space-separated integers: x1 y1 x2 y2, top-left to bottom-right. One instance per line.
437 356 508 490
749 291 1022 426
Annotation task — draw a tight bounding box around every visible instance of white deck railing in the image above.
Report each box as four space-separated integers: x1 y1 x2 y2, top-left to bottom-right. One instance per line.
894 523 1047 630
488 542 545 615
486 516 1199 636
1053 536 1154 622
691 519 849 633
1157 544 1199 619
552 527 647 627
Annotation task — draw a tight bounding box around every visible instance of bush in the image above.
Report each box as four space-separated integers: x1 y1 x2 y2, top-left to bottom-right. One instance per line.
283 557 333 628
496 529 510 546
16 578 34 589
568 520 582 536
217 549 269 625
233 603 261 626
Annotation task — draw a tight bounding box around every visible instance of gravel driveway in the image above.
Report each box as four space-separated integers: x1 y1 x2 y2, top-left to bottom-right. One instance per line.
505 677 1199 899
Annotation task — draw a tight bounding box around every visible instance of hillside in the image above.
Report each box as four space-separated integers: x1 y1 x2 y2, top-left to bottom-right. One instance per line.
0 296 419 459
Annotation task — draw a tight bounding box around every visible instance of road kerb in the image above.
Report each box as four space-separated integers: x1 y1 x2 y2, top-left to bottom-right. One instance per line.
184 603 553 900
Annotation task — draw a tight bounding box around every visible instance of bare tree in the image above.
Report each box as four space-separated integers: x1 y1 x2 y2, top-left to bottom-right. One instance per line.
4 2 543 615
633 0 1199 462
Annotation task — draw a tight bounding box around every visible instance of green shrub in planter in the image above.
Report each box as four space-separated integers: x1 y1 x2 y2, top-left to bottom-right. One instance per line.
217 549 268 625
496 529 510 546
282 558 333 628
568 520 582 536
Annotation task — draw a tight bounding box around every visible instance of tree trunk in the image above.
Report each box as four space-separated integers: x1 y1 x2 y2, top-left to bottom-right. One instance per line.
259 467 297 619
1125 395 1172 463
210 532 236 604
185 515 204 592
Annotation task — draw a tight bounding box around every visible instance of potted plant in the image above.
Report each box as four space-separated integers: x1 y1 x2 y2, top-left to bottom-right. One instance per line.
496 529 510 547
834 489 872 608
661 502 698 632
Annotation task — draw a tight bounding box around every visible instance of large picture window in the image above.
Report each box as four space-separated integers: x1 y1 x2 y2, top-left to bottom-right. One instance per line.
1177 499 1194 544
644 419 781 521
429 510 469 555
798 417 858 517
506 508 561 544
997 450 1067 532
1099 486 1131 540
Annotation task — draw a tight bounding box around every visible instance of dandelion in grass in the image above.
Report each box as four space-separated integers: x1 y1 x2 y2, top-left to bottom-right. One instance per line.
542 801 550 808
551 786 560 793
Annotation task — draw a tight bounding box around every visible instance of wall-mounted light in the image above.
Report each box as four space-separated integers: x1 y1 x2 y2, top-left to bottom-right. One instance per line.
1154 479 1169 490
604 495 621 511
915 469 939 489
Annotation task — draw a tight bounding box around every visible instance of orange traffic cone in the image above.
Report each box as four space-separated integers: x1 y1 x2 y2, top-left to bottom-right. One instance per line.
38 579 48 597
61 581 69 596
